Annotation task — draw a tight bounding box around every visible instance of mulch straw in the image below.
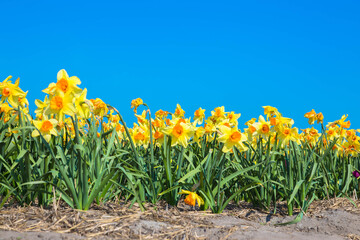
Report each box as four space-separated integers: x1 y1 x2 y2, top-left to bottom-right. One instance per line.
0 198 359 239
0 200 224 239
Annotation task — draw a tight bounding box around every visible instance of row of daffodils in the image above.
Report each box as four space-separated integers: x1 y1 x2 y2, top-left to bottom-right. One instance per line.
0 70 359 217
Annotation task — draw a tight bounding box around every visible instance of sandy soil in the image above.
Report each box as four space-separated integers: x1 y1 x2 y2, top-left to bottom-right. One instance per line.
0 198 360 240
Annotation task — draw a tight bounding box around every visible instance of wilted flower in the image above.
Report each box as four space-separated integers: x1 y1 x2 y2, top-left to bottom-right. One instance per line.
179 190 204 207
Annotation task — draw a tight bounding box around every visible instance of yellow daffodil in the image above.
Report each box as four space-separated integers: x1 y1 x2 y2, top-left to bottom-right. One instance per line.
341 142 359 157
32 118 58 142
211 106 226 123
135 110 148 125
131 98 143 113
270 116 294 132
193 126 205 146
245 118 257 126
43 69 82 96
226 111 241 127
278 126 300 148
217 125 248 153
0 102 13 114
35 96 49 119
174 104 185 118
45 94 76 121
0 76 28 108
108 110 120 123
202 120 217 142
300 127 320 147
179 190 204 207
194 107 205 125
327 115 350 129
90 98 108 117
154 130 164 147
74 89 93 119
345 130 360 143
131 123 150 149
253 115 272 139
155 109 169 119
316 112 324 124
152 118 165 128
326 126 339 141
162 121 194 148
263 106 279 119
304 109 317 125
304 109 323 125
0 103 14 122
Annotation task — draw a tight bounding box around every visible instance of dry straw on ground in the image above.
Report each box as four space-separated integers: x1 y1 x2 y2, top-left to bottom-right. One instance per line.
1 198 360 239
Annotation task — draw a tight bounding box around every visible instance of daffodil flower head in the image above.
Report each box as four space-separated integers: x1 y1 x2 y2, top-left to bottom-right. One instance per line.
90 98 108 117
245 118 257 126
0 76 27 108
193 126 206 146
131 123 150 148
277 126 300 148
263 106 279 119
174 104 185 118
32 118 58 142
217 125 248 153
194 107 206 125
0 102 13 114
179 190 204 207
74 88 93 119
304 109 317 125
210 106 226 124
131 98 143 113
316 112 324 124
153 130 165 147
135 110 147 125
341 142 359 157
162 120 194 148
45 94 76 121
252 115 272 139
226 111 241 127
155 109 169 119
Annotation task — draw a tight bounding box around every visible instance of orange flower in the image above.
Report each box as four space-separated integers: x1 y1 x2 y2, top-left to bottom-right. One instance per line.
179 190 204 207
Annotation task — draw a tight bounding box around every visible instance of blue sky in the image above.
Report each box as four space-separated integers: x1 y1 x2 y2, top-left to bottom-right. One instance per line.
1 0 359 130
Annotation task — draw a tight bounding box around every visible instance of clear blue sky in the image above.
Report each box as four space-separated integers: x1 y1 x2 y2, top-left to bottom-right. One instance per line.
1 0 359 130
